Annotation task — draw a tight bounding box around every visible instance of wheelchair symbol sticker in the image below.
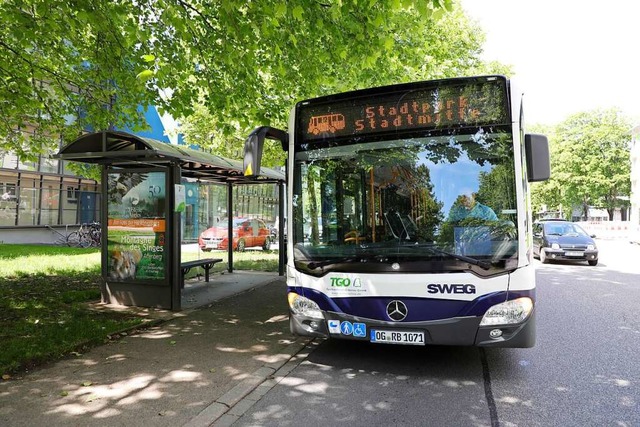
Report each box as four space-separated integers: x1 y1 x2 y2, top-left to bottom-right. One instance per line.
353 322 366 337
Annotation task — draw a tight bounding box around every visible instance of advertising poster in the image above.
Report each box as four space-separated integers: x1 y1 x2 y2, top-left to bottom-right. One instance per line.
107 171 166 282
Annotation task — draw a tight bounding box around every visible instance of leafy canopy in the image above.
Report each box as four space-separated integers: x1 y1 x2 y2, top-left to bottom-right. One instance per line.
0 0 504 164
178 3 505 165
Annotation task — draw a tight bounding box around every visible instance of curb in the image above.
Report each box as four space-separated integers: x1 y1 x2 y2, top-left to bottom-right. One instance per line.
184 338 316 427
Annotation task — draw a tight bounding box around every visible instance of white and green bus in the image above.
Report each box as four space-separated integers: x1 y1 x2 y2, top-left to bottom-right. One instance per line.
245 75 550 347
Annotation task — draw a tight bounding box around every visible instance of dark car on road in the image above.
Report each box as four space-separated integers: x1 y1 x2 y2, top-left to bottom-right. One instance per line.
533 219 598 265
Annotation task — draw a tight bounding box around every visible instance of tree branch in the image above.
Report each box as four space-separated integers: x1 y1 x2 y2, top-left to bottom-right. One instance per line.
175 0 217 32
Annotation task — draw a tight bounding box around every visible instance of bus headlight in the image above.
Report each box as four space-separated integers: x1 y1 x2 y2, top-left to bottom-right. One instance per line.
480 297 533 326
288 293 324 319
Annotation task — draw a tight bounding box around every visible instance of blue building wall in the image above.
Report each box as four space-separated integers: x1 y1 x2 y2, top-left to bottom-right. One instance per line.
120 106 176 144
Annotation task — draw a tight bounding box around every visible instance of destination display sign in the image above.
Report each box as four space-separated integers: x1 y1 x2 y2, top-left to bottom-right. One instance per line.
297 77 509 143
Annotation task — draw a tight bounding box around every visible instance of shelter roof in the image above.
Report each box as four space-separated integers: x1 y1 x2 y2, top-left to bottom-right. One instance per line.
56 131 284 183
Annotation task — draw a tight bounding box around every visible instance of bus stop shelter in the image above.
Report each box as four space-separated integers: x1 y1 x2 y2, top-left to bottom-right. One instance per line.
56 130 285 311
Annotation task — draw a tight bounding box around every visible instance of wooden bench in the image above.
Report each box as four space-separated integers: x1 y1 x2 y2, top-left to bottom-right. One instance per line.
180 258 223 288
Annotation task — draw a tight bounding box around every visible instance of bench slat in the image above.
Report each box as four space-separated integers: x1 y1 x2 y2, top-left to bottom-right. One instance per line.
180 258 223 288
181 258 223 269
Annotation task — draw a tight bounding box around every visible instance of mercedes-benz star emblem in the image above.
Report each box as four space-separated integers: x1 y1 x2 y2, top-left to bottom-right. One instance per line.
386 300 408 321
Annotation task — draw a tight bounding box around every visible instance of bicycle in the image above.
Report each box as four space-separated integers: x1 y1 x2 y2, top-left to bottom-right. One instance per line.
67 222 101 248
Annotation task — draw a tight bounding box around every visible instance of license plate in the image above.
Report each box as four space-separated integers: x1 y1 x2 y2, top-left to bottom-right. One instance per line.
370 330 425 345
565 251 583 256
206 243 218 249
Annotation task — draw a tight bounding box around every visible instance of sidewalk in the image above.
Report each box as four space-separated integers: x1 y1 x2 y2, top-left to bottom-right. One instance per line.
0 271 314 427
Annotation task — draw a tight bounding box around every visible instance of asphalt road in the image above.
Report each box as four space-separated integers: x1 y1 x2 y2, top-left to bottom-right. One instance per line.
229 239 640 427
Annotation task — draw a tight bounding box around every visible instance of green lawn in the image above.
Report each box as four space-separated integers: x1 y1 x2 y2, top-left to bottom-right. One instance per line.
182 248 281 276
0 244 279 377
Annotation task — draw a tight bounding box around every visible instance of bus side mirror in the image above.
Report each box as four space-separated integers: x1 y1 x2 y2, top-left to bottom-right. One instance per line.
525 134 550 182
243 133 263 177
243 126 288 177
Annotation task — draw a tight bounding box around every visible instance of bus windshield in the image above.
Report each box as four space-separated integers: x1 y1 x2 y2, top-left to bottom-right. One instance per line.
292 128 518 276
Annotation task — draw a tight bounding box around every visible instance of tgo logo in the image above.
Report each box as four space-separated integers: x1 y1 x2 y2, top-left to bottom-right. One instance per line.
330 277 362 287
427 283 476 294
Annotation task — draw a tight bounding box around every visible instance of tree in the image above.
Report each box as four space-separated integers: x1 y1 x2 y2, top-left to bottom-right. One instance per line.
532 109 632 220
529 124 564 217
1 0 451 158
178 4 506 166
1 0 508 168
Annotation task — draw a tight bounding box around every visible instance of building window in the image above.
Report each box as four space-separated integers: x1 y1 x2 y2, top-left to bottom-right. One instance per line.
40 185 60 225
18 157 37 171
0 153 18 169
67 186 78 203
39 156 59 174
0 182 18 226
18 186 39 226
1 182 17 201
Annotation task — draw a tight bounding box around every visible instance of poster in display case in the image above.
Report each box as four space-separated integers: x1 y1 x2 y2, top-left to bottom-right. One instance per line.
106 171 166 281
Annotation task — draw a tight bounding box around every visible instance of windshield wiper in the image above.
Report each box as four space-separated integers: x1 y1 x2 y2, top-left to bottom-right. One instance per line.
307 260 335 270
417 244 492 270
307 258 357 270
306 253 390 270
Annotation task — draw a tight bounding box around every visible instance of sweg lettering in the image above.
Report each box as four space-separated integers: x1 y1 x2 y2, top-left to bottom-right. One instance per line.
427 284 476 294
330 277 362 287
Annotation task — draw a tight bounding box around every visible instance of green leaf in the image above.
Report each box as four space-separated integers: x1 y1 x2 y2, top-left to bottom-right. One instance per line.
292 6 304 21
141 54 156 62
274 3 287 18
384 37 395 50
136 69 155 81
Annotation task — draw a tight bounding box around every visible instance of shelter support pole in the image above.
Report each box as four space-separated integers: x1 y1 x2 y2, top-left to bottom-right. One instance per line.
227 182 233 273
170 163 182 310
278 181 285 276
100 165 108 296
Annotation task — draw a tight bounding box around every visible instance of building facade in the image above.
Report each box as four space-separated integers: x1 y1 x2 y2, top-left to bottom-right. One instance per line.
0 107 174 244
0 108 282 245
0 138 100 244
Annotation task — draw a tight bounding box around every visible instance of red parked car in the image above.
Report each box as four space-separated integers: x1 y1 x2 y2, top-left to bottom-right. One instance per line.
199 218 271 251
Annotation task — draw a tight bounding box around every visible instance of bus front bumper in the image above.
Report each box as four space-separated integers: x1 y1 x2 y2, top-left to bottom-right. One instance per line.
290 309 536 348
